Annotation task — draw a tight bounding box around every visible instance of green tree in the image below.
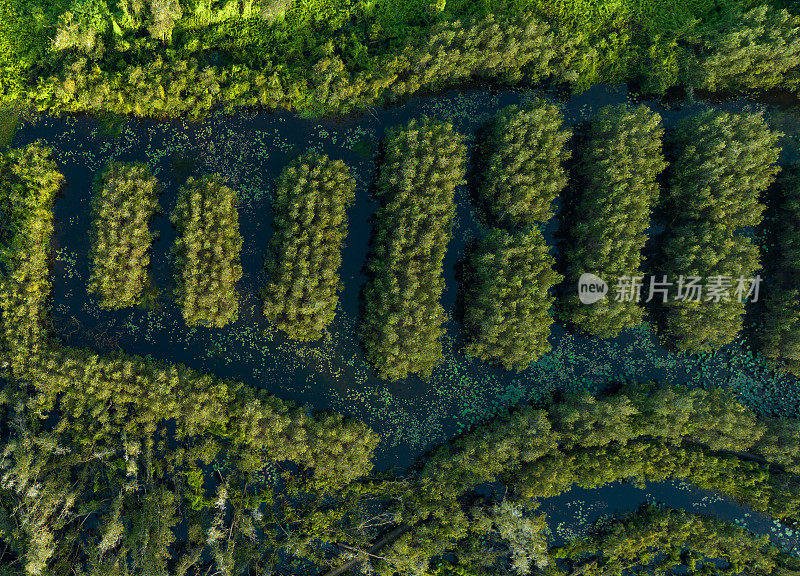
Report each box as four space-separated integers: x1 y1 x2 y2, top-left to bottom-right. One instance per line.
361 118 467 381
171 175 243 328
561 104 667 338
552 504 791 576
262 153 356 341
759 168 800 374
463 227 561 371
478 100 571 227
0 144 63 370
691 5 800 93
88 162 160 310
660 110 781 353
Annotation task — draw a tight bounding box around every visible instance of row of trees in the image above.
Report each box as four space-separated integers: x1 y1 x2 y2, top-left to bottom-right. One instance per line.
262 153 355 341
690 5 800 94
0 144 63 370
306 12 567 114
0 344 379 576
4 360 800 576
20 345 378 480
361 118 467 381
336 382 800 575
2 176 800 576
463 227 561 371
551 504 798 576
4 2 799 118
171 175 243 327
461 100 567 372
659 110 781 352
561 104 667 338
88 162 160 309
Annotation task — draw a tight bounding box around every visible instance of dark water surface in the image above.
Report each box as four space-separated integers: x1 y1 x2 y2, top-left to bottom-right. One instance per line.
6 84 800 459
8 83 800 552
541 479 800 552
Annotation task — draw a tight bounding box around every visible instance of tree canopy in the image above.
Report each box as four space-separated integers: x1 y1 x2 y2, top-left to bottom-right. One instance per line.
262 152 356 341
361 117 467 381
171 175 243 328
88 162 160 310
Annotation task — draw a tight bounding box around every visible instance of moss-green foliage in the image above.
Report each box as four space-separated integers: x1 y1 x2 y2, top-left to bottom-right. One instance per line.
88 162 160 310
0 144 63 370
378 13 562 101
336 12 559 114
361 118 466 381
760 168 800 374
463 227 561 371
660 225 762 353
19 345 378 478
551 504 795 576
1 0 797 118
660 111 781 353
3 0 796 118
171 175 243 328
562 104 666 339
692 5 800 92
262 153 356 341
478 100 571 227
0 345 380 575
370 382 800 575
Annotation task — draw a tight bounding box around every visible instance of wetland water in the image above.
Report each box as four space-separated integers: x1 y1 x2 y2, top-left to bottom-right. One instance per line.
8 83 800 553
7 83 800 461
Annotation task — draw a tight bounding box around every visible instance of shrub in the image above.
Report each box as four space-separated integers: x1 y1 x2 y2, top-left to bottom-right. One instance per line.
262 153 356 341
171 175 243 328
561 104 667 338
0 144 63 369
361 118 467 381
463 227 561 371
88 162 160 309
660 110 781 353
477 100 572 227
